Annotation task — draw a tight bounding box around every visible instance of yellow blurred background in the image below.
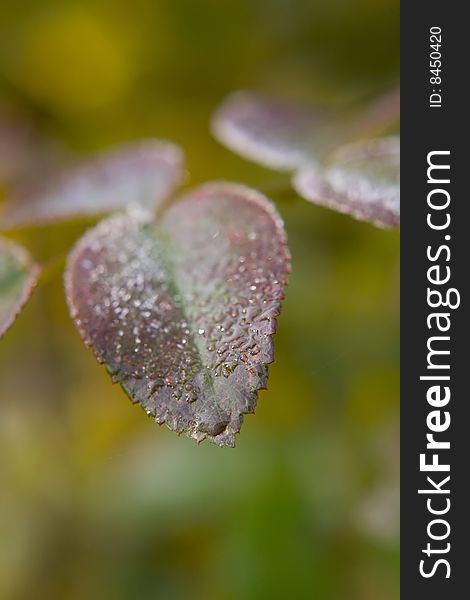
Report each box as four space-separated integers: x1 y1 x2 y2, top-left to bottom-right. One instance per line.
0 1 399 598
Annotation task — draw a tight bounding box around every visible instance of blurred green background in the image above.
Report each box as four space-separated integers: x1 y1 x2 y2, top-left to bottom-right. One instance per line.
0 1 399 599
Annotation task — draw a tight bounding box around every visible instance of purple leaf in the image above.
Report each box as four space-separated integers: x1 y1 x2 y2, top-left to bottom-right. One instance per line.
65 182 290 447
211 91 328 170
0 236 40 338
0 103 66 187
212 89 400 173
0 105 37 185
0 139 185 230
293 137 400 228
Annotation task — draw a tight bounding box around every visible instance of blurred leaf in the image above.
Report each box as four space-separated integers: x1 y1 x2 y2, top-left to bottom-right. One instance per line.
293 137 400 228
0 140 185 230
211 91 329 170
212 90 400 227
0 103 63 186
0 236 40 337
0 104 35 184
211 88 400 173
65 182 290 447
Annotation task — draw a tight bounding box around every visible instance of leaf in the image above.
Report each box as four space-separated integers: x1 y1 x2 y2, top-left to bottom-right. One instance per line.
0 103 66 187
293 137 400 228
211 91 328 170
65 182 290 447
0 105 36 185
211 89 400 173
0 139 185 230
0 236 40 338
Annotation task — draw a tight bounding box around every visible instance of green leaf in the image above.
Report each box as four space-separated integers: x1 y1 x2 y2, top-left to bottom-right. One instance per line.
0 236 40 338
0 139 185 230
293 137 400 228
65 182 290 447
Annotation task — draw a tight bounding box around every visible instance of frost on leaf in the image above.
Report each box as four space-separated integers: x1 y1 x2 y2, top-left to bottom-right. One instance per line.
0 139 185 230
211 91 328 170
293 137 400 228
0 236 40 338
65 182 290 447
